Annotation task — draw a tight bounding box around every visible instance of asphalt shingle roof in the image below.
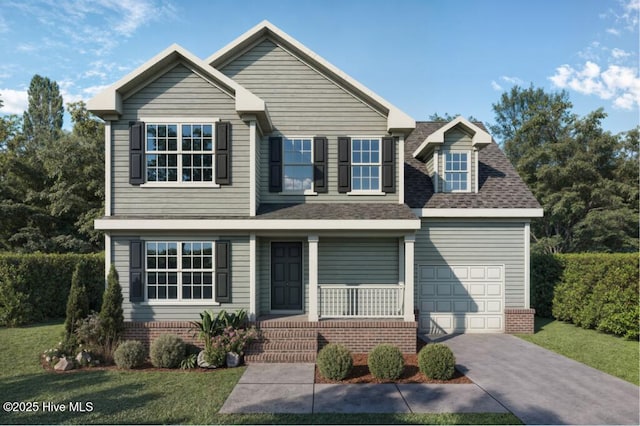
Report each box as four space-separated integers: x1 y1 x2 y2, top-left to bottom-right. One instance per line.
256 203 418 220
404 122 541 209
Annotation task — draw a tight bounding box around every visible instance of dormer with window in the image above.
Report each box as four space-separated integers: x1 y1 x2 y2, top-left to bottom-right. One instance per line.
412 117 492 193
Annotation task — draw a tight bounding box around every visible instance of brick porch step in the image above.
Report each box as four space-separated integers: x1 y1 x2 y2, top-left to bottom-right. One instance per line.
245 325 318 363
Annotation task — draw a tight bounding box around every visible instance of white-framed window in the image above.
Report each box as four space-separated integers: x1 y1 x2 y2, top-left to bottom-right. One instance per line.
444 151 469 192
145 241 214 301
283 137 313 192
352 138 381 191
146 123 214 183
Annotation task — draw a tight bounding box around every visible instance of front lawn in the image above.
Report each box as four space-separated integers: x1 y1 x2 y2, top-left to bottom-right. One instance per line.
0 322 521 424
518 317 639 386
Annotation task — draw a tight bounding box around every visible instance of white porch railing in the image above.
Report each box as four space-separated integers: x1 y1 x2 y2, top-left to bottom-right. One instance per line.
318 284 404 318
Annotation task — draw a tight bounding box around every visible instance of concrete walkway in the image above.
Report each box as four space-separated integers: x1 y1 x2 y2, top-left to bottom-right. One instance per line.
438 334 640 425
219 363 507 414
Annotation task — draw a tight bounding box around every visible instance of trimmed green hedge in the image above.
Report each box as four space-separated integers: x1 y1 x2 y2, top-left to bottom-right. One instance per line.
531 253 638 339
0 253 104 326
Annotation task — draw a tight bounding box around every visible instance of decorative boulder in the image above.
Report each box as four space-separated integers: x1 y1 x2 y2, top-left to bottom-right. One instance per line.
54 357 75 371
197 351 216 369
75 350 92 366
226 352 241 368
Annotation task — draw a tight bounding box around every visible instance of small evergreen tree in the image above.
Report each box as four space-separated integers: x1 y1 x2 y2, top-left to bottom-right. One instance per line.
64 259 90 337
99 265 124 344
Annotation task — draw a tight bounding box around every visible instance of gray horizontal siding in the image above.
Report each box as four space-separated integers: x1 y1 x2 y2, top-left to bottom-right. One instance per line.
113 235 250 322
318 237 399 285
259 136 399 203
113 63 250 216
220 39 387 134
414 220 526 308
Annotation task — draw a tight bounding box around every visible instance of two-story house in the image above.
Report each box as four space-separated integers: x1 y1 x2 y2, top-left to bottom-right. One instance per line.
89 21 542 360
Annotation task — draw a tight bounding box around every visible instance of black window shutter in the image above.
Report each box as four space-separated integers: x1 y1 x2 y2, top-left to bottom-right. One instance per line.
313 137 328 193
129 240 144 302
338 137 351 193
382 136 395 193
215 121 231 185
269 137 282 192
129 121 145 185
215 241 231 303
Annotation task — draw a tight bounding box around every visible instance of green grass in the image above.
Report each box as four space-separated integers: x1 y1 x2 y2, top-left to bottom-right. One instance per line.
0 322 521 424
518 317 639 386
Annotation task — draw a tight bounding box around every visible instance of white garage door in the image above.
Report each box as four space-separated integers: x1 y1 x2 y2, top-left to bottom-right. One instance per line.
418 264 504 333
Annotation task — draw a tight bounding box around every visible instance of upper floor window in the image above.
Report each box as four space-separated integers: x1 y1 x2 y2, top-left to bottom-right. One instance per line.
444 151 469 192
283 138 313 191
351 138 381 191
146 124 214 183
146 241 214 301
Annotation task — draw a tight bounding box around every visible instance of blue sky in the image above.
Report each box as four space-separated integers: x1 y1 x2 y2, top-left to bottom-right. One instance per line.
0 0 638 134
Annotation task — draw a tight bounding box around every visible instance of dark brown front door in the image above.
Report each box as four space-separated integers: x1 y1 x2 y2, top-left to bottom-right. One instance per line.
271 242 303 310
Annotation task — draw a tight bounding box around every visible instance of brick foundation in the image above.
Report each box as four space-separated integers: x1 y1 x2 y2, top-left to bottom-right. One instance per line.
123 321 201 349
124 319 418 355
504 308 535 334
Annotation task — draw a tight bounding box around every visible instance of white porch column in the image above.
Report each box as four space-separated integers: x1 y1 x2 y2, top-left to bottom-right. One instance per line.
308 235 319 321
249 233 257 321
403 235 415 322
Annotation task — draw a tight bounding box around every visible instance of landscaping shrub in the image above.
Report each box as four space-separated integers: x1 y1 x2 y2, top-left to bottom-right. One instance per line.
99 265 124 344
150 334 186 368
0 253 103 326
530 253 563 318
203 344 226 368
65 259 91 337
317 343 353 380
552 253 638 339
367 344 404 380
418 343 456 380
114 340 147 369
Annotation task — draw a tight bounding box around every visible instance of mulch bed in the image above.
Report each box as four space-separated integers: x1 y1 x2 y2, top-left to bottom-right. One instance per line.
315 339 472 384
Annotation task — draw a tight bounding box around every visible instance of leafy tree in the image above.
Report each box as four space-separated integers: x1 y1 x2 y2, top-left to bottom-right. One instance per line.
429 113 479 122
65 259 91 337
99 265 124 344
492 85 639 253
22 75 63 144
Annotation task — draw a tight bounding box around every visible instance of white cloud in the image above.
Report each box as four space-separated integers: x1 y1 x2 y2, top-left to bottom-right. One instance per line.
0 89 28 115
491 80 503 91
606 27 621 36
0 14 8 33
611 48 631 59
82 84 109 98
549 61 640 110
500 76 524 85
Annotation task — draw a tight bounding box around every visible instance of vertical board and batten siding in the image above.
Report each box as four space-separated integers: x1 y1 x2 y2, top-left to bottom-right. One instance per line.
414 220 525 308
113 63 250 216
257 237 309 315
113 235 250 321
219 39 398 203
436 129 475 193
318 238 399 285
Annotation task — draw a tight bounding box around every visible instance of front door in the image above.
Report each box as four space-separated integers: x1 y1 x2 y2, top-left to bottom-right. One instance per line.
271 242 303 310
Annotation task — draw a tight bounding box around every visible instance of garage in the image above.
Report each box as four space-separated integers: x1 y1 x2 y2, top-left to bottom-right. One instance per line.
418 264 504 333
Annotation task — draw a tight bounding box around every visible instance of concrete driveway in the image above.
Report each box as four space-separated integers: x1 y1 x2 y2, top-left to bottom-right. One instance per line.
434 334 640 425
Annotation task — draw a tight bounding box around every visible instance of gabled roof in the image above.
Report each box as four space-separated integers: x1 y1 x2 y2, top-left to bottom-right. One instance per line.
87 43 272 131
405 122 542 210
412 116 492 161
207 20 415 134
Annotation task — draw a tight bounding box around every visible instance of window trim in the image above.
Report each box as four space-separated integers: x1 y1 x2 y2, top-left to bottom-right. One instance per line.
443 150 471 193
349 136 382 193
140 118 220 188
143 240 219 306
280 136 316 194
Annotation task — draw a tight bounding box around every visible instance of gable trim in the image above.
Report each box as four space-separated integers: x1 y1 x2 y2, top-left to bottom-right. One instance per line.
207 21 415 134
412 117 492 160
